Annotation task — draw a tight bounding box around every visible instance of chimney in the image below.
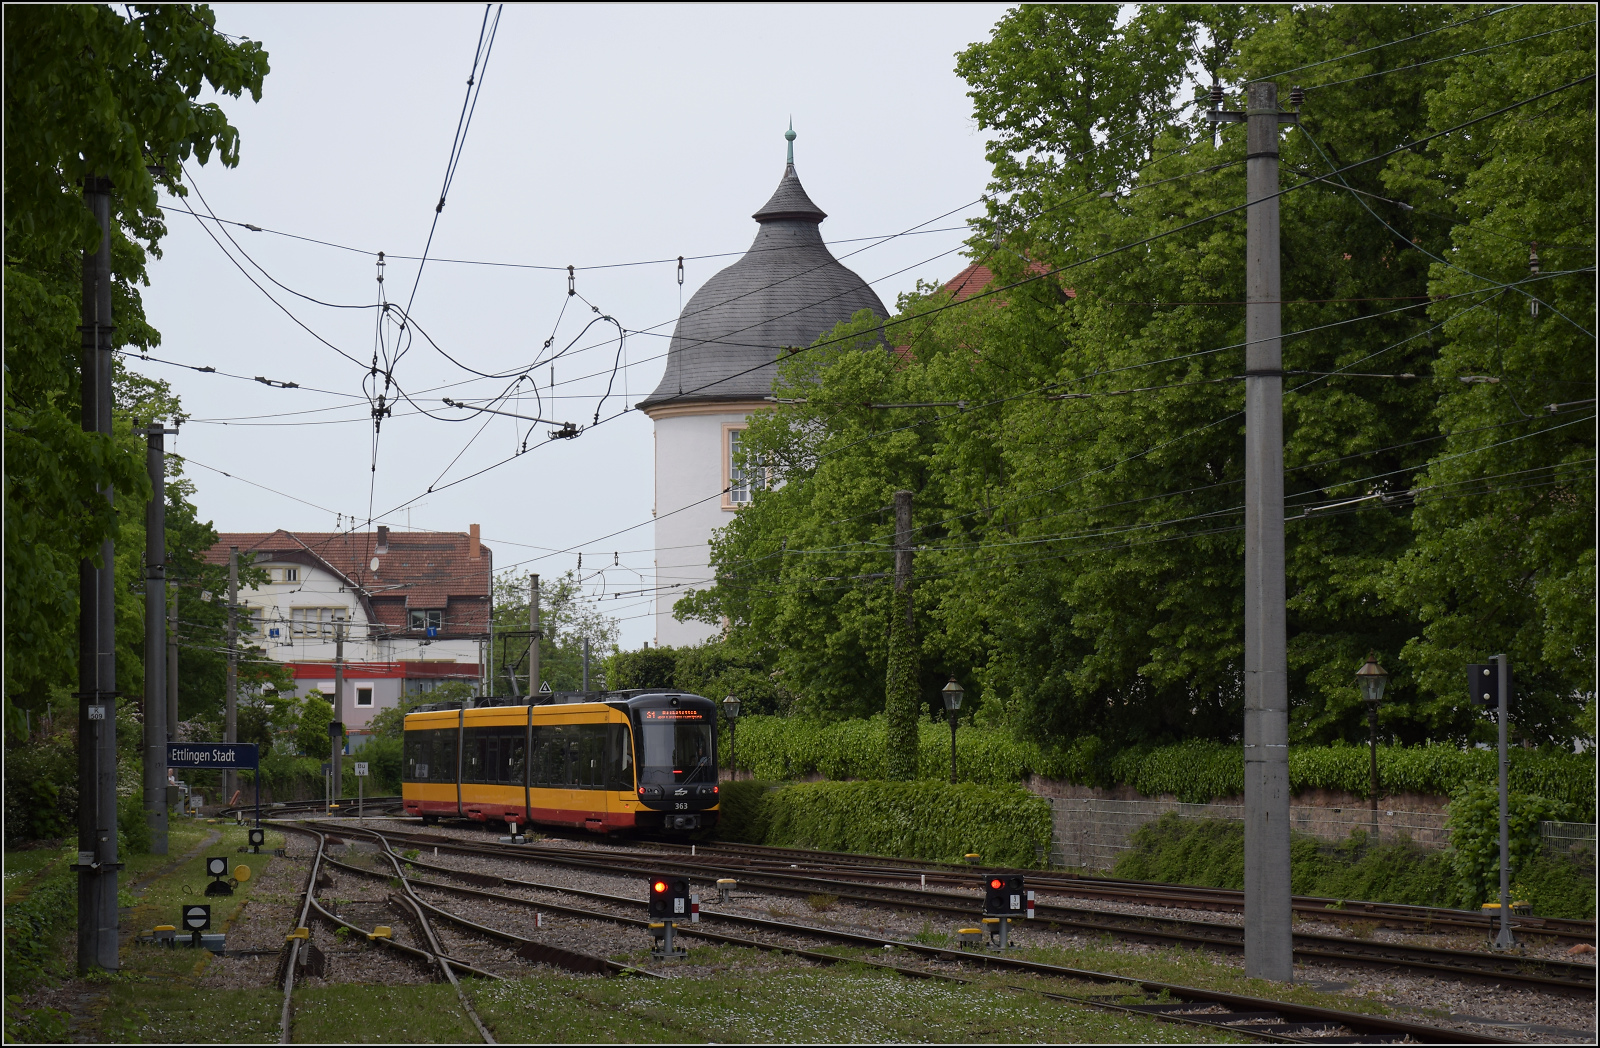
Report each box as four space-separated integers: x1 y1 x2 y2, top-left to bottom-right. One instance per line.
469 523 480 559
376 525 389 553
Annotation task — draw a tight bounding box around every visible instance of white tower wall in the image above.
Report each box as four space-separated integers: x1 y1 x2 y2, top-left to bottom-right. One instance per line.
650 404 767 647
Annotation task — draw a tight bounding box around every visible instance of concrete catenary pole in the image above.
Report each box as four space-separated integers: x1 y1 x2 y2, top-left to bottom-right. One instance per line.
884 490 918 780
167 591 179 741
1495 654 1515 948
1242 81 1293 981
77 173 120 972
143 422 170 855
225 546 238 804
332 623 345 799
529 574 541 696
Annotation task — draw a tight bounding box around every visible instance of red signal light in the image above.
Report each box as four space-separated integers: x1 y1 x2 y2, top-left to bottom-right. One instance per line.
653 881 668 894
638 787 645 794
990 878 1004 890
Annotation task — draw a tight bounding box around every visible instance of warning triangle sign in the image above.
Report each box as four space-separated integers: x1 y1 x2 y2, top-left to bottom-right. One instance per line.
539 681 552 693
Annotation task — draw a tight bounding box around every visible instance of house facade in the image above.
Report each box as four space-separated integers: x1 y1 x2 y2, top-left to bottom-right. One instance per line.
205 525 491 748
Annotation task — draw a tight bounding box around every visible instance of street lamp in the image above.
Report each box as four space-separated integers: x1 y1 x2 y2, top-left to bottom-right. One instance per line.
1355 653 1389 843
721 694 741 780
941 678 964 785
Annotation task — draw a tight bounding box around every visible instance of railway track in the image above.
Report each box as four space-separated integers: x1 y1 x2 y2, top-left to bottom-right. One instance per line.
275 824 497 1044
645 838 1598 945
326 822 1594 995
288 820 1519 1045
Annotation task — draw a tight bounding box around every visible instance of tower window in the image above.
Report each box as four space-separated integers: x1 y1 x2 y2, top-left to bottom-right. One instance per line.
726 426 767 507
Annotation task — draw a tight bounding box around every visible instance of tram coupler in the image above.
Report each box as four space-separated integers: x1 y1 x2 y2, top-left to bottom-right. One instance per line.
649 921 688 960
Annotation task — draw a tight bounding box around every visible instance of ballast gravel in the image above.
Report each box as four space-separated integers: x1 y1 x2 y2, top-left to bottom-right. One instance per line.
331 818 1595 1043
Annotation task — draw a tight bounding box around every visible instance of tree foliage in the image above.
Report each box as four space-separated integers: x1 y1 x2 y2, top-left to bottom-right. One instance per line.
3 5 269 732
679 5 1594 751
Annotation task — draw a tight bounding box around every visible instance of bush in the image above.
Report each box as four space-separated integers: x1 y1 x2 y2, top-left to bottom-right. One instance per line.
756 780 1052 867
117 792 152 856
1443 785 1568 909
359 736 403 793
1112 809 1594 918
714 780 778 843
722 715 1595 818
3 730 76 841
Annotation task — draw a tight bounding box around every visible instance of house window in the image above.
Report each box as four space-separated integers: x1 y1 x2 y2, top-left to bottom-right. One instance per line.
725 426 767 507
275 567 299 583
290 606 346 640
356 687 373 708
408 609 442 632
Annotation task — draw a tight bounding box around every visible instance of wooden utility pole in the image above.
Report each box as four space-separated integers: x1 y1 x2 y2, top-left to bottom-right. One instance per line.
76 173 119 972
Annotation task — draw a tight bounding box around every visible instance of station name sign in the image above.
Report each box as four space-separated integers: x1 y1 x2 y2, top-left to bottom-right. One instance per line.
167 743 259 769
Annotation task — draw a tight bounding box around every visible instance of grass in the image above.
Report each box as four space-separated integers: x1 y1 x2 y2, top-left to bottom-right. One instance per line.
5 821 291 1043
468 960 1248 1043
291 983 481 1043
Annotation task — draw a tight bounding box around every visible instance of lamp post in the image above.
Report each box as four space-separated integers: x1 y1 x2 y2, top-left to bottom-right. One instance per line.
941 678 964 785
721 694 741 780
1355 654 1389 844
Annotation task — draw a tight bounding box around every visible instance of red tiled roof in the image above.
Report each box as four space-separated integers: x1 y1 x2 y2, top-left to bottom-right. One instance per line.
205 528 492 637
943 259 1073 302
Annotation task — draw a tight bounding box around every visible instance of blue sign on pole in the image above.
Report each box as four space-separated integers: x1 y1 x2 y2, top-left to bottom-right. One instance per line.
167 744 262 828
167 743 259 769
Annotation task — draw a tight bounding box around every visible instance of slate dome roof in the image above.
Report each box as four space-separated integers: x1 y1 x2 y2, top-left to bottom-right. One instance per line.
639 149 888 412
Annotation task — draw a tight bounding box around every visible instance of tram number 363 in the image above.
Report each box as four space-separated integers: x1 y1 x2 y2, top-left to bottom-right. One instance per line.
674 802 689 810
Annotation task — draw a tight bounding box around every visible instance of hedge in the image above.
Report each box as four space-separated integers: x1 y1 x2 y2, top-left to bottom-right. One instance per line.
715 779 1052 868
723 716 1594 819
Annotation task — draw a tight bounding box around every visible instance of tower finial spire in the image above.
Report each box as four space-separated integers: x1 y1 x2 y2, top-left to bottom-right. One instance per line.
785 118 796 166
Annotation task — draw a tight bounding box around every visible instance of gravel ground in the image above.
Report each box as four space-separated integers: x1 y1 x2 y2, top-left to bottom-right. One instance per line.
337 819 1597 1043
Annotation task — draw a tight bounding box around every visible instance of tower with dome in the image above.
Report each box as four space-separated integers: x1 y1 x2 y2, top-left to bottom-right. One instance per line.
638 127 888 646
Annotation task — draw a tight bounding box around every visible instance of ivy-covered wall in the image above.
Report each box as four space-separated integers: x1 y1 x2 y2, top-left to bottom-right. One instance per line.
721 715 1595 820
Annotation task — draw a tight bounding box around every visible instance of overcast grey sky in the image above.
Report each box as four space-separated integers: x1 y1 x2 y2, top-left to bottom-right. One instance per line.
138 3 1012 647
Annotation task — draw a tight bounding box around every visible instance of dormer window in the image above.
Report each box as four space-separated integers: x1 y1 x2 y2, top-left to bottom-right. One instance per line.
409 609 442 632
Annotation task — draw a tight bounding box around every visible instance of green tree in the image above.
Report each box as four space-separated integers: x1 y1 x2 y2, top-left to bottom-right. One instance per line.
681 4 1594 753
3 5 269 732
488 570 620 695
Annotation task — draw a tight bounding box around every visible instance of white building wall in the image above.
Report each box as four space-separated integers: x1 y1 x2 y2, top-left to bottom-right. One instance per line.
651 408 764 647
236 562 480 710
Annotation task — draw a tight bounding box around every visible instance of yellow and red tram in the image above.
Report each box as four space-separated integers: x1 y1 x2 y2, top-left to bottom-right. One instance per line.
401 690 720 833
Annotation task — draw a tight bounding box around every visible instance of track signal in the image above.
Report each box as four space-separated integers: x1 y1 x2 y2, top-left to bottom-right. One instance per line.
983 874 1026 916
1468 664 1500 709
648 876 691 919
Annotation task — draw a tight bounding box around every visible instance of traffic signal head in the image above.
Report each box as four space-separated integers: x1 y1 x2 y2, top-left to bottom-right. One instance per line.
983 874 1026 916
648 876 690 919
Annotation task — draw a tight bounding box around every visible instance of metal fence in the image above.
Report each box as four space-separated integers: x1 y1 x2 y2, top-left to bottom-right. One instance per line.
1541 820 1597 872
1046 796 1452 872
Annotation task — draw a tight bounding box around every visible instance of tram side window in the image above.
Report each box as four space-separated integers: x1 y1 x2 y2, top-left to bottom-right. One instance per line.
528 725 568 787
462 727 528 784
605 724 634 791
404 727 457 782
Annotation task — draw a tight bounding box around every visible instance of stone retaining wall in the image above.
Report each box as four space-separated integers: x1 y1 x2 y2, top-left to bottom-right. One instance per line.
1040 794 1453 872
